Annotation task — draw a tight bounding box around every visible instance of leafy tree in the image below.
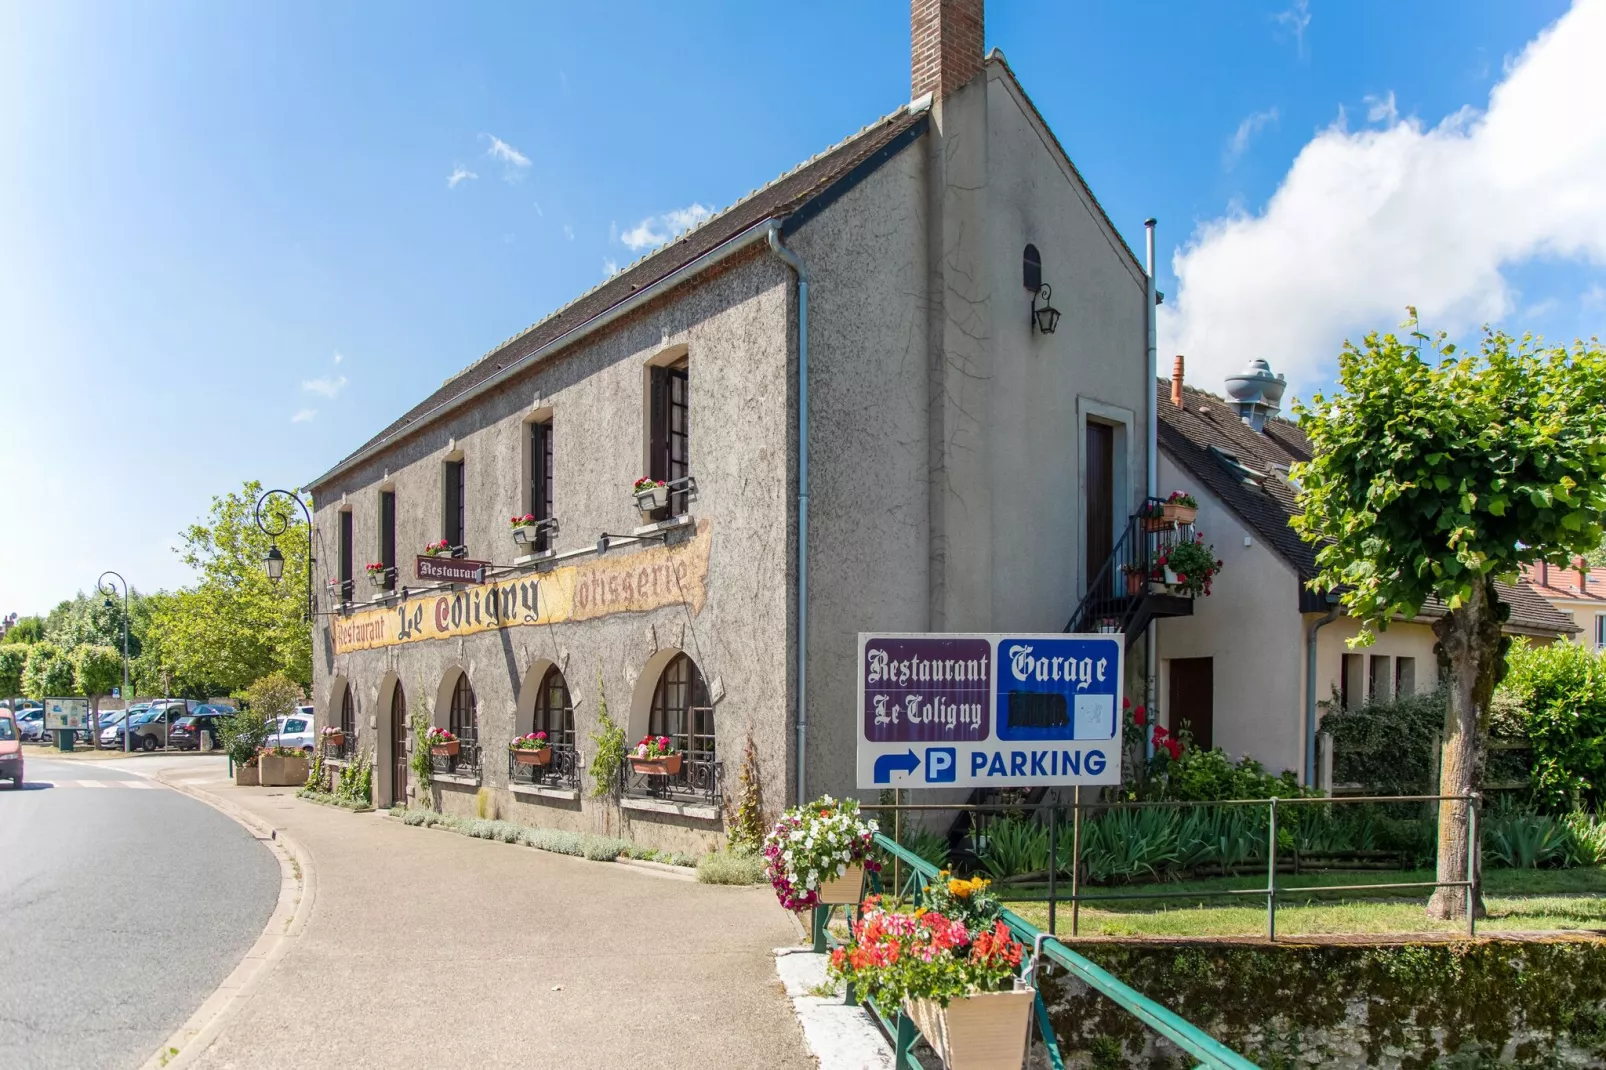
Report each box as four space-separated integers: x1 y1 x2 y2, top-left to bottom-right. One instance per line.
1292 318 1606 918
4 617 44 644
44 590 145 659
73 645 125 747
0 645 25 700
138 481 312 695
1497 639 1606 812
241 671 304 724
22 641 77 699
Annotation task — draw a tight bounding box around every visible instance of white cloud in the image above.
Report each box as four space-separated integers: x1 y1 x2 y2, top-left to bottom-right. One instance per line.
291 409 317 423
481 135 533 172
447 165 478 188
332 351 344 364
618 203 714 252
1273 0 1311 57
1364 90 1399 124
1159 0 1606 403
1225 108 1279 167
563 224 574 241
302 374 348 399
602 258 619 277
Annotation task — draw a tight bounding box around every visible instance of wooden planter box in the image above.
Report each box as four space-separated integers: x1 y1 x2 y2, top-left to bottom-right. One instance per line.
430 740 460 757
630 753 682 776
815 863 865 906
1163 503 1198 526
904 988 1035 1070
258 754 308 787
235 764 259 787
511 747 551 766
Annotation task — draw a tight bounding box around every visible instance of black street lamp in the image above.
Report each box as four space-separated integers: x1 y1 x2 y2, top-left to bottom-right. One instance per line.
97 570 130 753
1031 283 1061 335
254 489 315 622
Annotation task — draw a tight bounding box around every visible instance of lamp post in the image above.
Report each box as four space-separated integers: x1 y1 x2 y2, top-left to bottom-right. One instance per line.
98 570 130 753
254 489 315 621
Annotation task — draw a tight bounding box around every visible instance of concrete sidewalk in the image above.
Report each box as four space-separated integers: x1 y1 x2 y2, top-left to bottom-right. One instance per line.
158 766 815 1070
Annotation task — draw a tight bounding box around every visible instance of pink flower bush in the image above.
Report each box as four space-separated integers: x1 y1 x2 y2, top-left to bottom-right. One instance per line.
762 795 880 911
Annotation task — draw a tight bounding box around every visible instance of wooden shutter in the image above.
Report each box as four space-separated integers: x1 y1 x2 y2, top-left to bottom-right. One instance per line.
338 510 353 601
379 491 396 586
530 422 549 520
648 366 668 482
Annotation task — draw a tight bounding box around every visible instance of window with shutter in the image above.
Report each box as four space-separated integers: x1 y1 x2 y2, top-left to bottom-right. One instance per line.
379 490 396 589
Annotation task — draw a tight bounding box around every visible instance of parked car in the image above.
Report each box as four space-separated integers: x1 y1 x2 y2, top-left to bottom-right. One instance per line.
193 703 237 718
15 708 45 743
0 711 22 787
267 713 316 754
104 709 164 751
168 713 225 751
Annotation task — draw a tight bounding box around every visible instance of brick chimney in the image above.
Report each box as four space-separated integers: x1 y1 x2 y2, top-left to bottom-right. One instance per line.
1576 556 1590 593
1171 355 1185 407
912 0 984 101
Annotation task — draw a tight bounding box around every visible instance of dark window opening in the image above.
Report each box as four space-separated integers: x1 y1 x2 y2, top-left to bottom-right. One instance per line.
529 421 553 551
338 510 354 603
449 673 477 747
648 361 690 516
648 652 714 774
443 459 465 552
1023 243 1042 292
379 490 396 589
534 666 574 748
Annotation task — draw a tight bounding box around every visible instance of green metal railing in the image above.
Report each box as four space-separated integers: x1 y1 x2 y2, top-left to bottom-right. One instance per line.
812 833 1261 1070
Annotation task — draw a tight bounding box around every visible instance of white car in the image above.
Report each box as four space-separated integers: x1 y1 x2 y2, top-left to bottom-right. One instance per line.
267 712 316 754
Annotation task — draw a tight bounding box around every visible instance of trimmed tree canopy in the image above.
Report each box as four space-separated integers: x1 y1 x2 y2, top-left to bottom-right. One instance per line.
1292 321 1606 629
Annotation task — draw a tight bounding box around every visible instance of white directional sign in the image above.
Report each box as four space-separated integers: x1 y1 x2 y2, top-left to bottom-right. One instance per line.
855 633 1124 789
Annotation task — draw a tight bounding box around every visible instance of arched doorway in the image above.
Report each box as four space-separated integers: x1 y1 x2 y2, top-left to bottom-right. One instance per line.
389 679 407 807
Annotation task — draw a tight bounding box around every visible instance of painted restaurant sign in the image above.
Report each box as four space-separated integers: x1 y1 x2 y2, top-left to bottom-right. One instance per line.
330 521 712 654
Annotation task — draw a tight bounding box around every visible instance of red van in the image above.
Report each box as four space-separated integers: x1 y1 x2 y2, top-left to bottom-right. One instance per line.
0 711 22 788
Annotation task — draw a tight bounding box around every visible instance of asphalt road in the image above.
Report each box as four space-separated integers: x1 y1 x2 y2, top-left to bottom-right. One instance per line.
0 754 279 1070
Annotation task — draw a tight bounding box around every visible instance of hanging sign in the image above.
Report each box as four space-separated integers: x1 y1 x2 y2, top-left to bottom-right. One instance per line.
416 556 491 584
855 633 1123 789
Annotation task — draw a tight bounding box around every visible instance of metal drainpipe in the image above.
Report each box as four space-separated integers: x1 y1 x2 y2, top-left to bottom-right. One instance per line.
767 222 810 806
1144 219 1159 745
1305 596 1341 786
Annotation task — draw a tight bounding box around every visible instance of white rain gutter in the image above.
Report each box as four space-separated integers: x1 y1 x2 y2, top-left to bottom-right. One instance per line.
766 224 810 807
308 219 782 490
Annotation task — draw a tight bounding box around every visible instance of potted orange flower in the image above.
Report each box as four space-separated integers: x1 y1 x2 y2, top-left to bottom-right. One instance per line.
509 731 551 766
629 735 681 775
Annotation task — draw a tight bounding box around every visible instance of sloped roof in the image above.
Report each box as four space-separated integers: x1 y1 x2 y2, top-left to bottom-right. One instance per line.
313 103 929 487
1157 380 1577 637
1520 562 1606 604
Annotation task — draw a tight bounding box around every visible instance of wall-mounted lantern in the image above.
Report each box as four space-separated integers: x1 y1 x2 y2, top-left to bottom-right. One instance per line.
1023 243 1060 334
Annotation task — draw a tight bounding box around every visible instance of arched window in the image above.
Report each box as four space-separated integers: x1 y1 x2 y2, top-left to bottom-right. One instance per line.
389 680 408 808
648 653 714 769
338 684 356 759
534 666 574 748
449 673 477 746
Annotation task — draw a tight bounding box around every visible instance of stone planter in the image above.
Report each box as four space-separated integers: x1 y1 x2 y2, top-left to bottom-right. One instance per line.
815 863 865 906
235 764 260 787
903 988 1035 1070
258 754 308 787
629 753 682 776
431 740 460 757
512 747 551 766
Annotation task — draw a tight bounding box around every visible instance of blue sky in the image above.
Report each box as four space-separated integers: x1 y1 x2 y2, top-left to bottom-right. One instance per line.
2 0 1601 615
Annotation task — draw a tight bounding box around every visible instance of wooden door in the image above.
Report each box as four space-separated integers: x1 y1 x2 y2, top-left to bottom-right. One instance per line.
1169 658 1214 752
390 683 408 807
1085 422 1115 590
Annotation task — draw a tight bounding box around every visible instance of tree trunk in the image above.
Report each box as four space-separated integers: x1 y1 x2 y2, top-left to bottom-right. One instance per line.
1426 576 1503 920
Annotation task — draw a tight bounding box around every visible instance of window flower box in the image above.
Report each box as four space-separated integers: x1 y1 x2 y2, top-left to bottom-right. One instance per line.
629 735 680 775
422 539 451 558
321 728 345 747
510 731 551 766
633 478 669 516
426 726 459 756
1162 491 1199 526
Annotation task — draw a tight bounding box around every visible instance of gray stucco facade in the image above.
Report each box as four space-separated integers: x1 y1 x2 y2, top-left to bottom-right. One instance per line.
305 55 1150 852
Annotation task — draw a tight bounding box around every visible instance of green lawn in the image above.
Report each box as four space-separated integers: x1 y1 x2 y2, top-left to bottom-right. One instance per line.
995 867 1606 938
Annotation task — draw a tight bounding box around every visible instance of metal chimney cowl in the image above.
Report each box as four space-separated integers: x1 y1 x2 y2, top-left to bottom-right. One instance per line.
1225 358 1287 432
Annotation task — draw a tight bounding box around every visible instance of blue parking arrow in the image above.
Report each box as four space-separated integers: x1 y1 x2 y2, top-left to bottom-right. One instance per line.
873 749 920 784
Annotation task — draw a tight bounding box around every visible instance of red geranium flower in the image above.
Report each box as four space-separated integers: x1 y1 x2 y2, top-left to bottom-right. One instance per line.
1133 705 1147 726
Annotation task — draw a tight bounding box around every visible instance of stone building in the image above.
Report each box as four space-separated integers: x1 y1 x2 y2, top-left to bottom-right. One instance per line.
305 0 1156 851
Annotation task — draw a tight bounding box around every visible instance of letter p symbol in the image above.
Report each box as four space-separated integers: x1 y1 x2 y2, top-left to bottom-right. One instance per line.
925 747 956 783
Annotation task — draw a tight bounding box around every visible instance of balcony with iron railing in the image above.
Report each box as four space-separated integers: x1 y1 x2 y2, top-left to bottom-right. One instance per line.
618 752 723 815
506 741 581 792
322 730 358 764
1067 496 1201 638
429 738 482 783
